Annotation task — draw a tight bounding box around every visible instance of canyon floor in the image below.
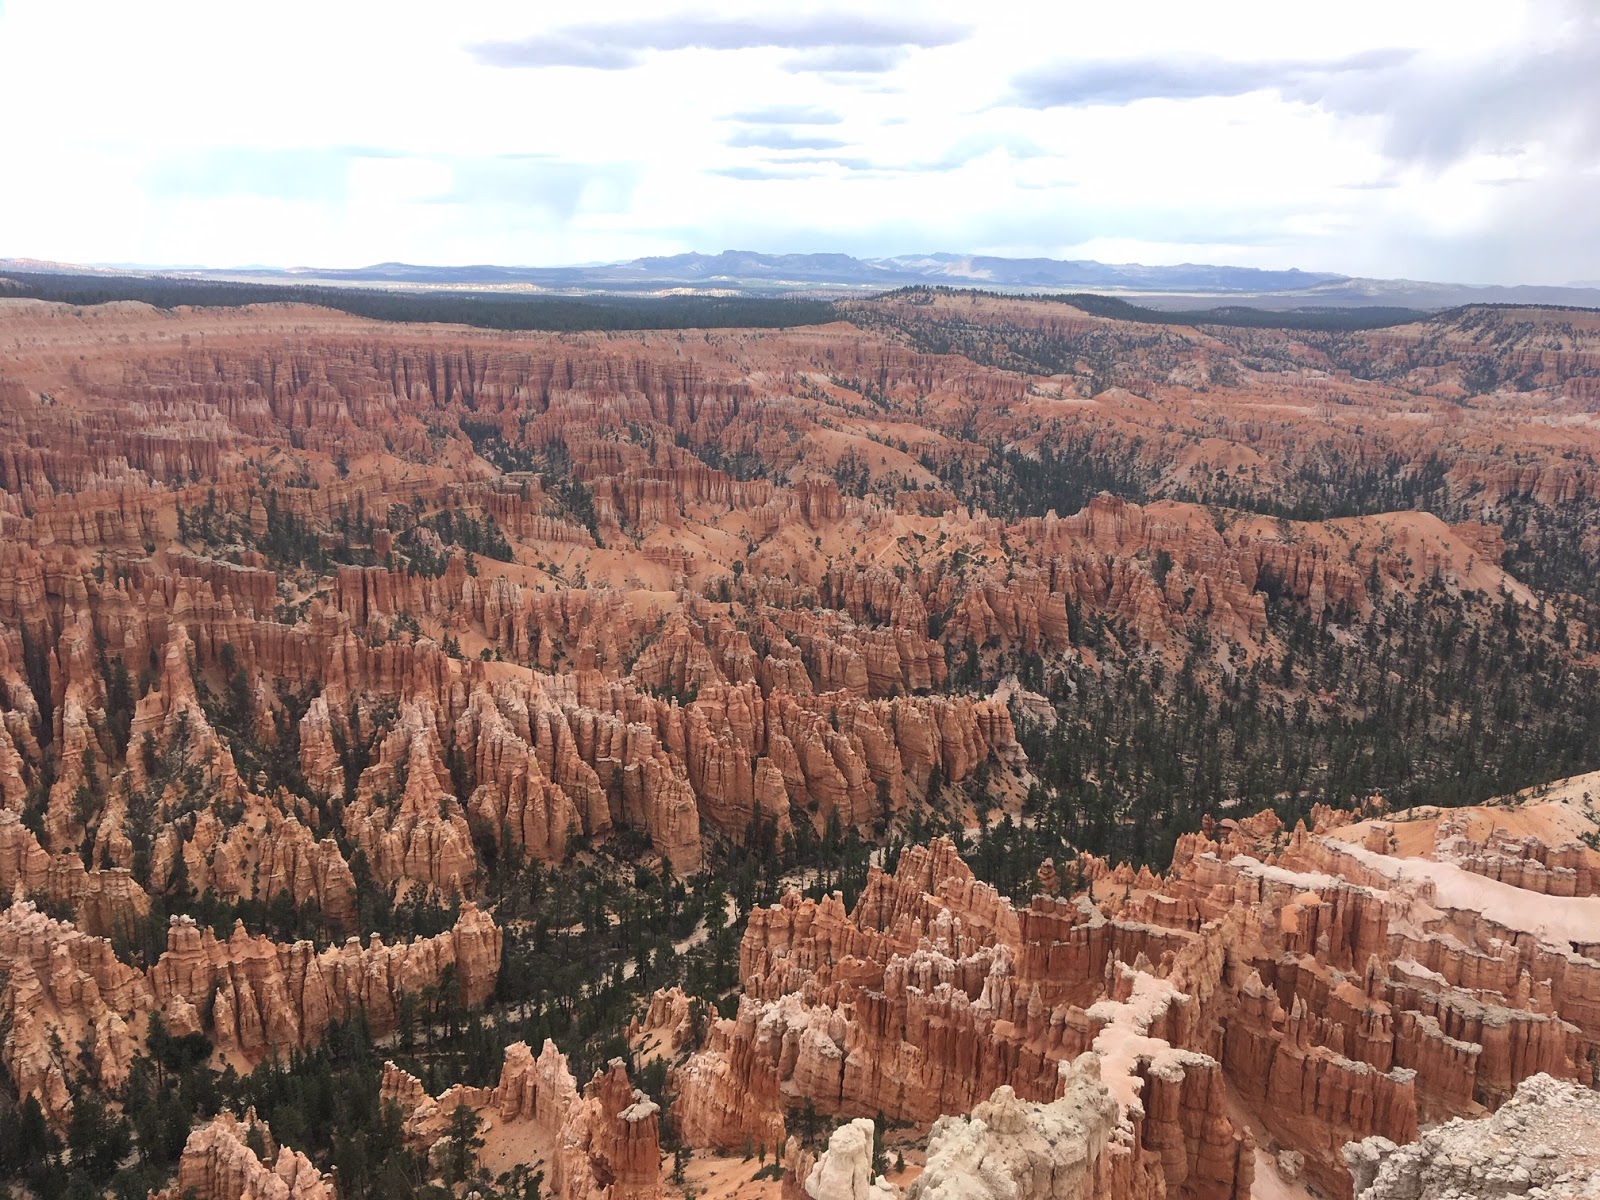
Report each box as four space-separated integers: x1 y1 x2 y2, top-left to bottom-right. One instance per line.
0 292 1597 1200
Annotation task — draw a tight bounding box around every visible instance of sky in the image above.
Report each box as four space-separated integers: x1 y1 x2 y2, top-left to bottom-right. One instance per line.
0 0 1596 284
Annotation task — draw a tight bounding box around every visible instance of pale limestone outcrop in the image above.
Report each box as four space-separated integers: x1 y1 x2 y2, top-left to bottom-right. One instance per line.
804 1119 896 1200
908 1068 1120 1200
1344 1073 1600 1200
628 985 694 1059
553 1059 663 1200
169 801 357 934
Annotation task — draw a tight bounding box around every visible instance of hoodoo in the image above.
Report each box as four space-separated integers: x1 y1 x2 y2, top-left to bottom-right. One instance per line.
0 263 1597 1200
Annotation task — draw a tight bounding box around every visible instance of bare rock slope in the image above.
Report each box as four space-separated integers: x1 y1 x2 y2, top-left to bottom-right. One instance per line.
1345 1073 1600 1200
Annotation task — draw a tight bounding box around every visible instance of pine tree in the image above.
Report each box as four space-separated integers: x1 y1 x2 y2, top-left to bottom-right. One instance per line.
443 1103 484 1184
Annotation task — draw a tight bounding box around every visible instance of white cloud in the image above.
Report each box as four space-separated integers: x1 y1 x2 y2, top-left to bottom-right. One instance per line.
0 0 1592 284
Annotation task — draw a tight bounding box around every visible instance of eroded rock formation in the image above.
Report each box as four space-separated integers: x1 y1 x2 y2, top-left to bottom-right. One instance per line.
673 839 1255 1200
667 775 1600 1199
167 1112 335 1200
381 1040 662 1200
1345 1072 1600 1200
0 897 499 1120
4 269 1600 1200
907 1070 1121 1200
802 1118 896 1200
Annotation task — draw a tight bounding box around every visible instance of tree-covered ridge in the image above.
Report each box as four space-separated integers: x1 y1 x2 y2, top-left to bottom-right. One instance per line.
0 270 838 332
852 286 1431 332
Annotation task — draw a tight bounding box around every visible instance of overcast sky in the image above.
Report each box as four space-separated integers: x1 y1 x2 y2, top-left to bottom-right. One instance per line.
1 0 1595 283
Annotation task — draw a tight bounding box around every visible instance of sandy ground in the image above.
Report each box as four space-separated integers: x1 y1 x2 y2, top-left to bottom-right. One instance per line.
1223 1086 1318 1200
477 1111 555 1181
676 1151 785 1200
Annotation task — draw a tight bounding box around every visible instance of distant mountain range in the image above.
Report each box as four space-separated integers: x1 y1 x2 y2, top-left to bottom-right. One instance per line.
5 251 1600 311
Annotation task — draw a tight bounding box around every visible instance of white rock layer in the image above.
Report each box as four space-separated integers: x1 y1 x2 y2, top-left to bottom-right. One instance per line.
907 1060 1121 1200
806 1118 898 1200
1345 1073 1600 1200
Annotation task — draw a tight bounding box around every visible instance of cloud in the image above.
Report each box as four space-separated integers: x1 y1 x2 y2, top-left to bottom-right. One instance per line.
472 32 636 70
471 12 967 70
1297 30 1600 169
18 0 1600 284
147 149 642 224
1007 3 1600 176
725 105 843 125
427 157 638 220
1361 162 1600 285
927 132 1048 170
1010 49 1413 109
726 128 849 151
765 134 1046 177
773 155 879 171
709 165 813 181
142 146 372 202
781 46 906 74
